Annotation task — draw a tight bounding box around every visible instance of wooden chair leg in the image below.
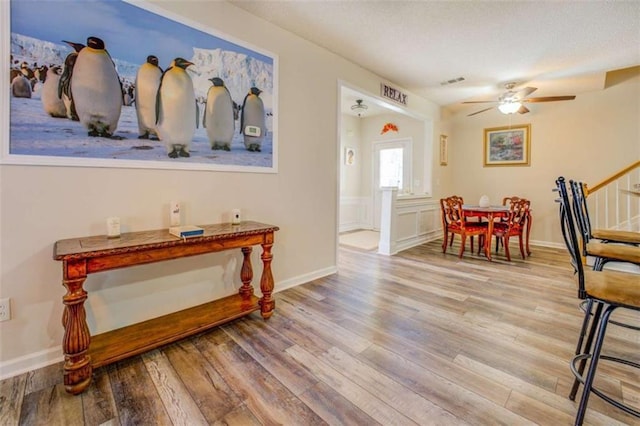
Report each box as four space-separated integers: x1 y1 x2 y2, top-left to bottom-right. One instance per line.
442 229 449 253
458 235 466 258
518 234 525 259
504 236 512 261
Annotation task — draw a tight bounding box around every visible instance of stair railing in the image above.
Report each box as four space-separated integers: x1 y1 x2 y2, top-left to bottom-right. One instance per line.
584 160 640 232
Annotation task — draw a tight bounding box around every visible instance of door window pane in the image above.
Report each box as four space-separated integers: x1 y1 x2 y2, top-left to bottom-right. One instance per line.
379 147 403 189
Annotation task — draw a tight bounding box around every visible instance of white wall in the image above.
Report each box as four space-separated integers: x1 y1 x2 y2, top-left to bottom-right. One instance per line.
0 1 441 375
447 72 640 246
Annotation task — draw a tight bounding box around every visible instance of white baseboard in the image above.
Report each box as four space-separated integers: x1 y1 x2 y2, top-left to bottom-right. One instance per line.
0 347 63 381
0 265 339 381
529 239 565 249
274 266 338 293
338 223 368 233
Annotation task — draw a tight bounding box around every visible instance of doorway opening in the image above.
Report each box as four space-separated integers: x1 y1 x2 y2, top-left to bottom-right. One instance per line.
337 83 432 257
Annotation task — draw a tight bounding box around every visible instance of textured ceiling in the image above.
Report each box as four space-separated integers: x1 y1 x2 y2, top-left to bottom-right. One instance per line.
229 0 640 117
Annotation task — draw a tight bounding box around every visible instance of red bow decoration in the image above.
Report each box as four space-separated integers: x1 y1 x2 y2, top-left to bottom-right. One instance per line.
381 122 399 134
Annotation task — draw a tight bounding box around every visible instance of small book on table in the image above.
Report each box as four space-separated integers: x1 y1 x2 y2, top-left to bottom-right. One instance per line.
169 225 204 238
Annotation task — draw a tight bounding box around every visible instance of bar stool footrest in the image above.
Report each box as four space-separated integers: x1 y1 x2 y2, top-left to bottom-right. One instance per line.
570 353 640 418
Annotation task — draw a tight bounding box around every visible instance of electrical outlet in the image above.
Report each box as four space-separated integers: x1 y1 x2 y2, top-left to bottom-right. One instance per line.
0 298 10 322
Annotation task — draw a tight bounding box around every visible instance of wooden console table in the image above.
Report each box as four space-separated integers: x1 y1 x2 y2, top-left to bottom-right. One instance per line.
53 221 279 395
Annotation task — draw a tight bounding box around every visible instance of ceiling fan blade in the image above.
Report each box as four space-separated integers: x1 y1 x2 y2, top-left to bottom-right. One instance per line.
462 100 498 104
518 87 537 97
523 95 576 103
517 105 530 114
467 107 494 116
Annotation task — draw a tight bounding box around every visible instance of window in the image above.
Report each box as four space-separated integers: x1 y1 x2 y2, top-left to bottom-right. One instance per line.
374 138 412 194
379 147 404 189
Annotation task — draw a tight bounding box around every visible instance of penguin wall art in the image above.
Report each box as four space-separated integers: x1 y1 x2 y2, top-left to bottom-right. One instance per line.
204 77 235 151
71 37 122 137
155 57 198 158
135 55 163 140
240 87 266 152
9 0 275 170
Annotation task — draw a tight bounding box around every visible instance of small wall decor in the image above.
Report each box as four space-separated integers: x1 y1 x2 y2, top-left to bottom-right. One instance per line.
344 147 355 165
439 134 448 166
4 0 278 173
381 122 399 135
483 124 531 167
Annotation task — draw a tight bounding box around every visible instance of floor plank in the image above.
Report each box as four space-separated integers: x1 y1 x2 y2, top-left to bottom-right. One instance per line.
141 349 208 425
0 373 26 425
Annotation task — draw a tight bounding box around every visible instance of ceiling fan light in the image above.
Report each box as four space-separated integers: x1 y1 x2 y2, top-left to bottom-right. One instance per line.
498 101 522 114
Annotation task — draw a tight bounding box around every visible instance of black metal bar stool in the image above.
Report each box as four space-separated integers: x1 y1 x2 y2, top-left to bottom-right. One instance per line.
554 177 640 425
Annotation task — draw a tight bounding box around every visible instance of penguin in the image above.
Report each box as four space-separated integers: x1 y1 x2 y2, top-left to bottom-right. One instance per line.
71 36 122 137
10 68 21 84
58 40 85 121
134 55 162 140
11 74 32 98
155 57 198 158
41 66 67 117
35 65 48 84
204 77 235 151
240 87 266 152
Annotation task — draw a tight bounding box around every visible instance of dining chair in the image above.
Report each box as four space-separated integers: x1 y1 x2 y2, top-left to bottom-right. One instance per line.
555 177 640 425
493 196 520 252
440 195 464 251
440 196 486 258
494 196 532 256
491 198 529 261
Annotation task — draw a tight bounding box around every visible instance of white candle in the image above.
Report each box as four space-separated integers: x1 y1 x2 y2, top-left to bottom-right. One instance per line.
106 217 121 238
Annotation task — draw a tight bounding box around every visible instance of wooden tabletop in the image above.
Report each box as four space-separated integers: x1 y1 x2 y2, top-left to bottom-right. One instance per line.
461 205 510 212
54 221 279 260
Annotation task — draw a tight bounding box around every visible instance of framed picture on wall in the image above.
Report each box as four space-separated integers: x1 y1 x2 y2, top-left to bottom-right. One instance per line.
345 147 355 165
439 134 448 166
483 124 531 167
2 0 278 173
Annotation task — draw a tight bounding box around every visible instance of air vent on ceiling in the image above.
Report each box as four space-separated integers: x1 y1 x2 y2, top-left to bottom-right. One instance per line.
440 77 465 86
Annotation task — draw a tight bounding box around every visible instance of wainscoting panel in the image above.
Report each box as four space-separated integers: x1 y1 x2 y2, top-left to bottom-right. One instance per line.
339 196 372 232
395 196 440 252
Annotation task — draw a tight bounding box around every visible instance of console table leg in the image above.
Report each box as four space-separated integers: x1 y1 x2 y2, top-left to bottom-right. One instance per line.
239 247 254 300
258 235 275 319
62 273 92 394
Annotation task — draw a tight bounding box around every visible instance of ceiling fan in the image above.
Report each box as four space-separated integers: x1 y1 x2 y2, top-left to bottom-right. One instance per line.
464 82 576 116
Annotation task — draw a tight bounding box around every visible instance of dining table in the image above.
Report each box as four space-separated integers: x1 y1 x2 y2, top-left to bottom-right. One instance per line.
462 204 512 261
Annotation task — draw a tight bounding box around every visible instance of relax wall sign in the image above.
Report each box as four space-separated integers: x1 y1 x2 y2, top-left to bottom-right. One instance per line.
380 83 408 106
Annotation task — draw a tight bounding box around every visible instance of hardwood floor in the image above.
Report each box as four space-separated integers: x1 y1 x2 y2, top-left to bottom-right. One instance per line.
2 240 639 425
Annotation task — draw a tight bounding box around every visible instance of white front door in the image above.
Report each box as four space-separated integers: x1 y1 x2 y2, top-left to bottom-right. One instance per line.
373 139 411 229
